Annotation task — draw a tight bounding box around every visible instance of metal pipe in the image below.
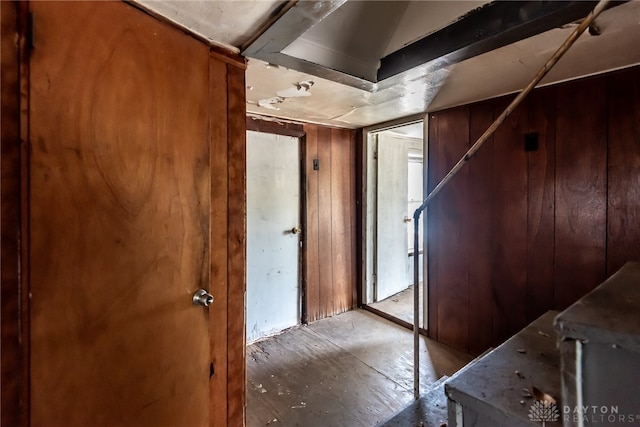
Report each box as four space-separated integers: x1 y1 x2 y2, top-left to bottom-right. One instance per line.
413 209 421 399
411 0 609 400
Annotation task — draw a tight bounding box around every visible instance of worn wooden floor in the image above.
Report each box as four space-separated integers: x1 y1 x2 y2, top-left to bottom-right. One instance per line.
246 309 472 427
368 283 424 325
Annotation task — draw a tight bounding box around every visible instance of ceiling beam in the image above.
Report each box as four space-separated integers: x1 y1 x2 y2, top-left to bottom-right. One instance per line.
241 0 380 91
378 1 625 81
242 1 346 57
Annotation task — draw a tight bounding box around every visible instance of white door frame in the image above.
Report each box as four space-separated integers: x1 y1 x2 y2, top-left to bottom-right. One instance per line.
361 115 428 329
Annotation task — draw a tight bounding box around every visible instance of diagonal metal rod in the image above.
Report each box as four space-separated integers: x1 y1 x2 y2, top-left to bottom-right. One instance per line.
412 0 610 400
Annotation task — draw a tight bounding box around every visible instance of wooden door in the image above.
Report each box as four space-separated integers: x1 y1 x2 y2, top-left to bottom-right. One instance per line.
246 131 301 342
28 2 213 425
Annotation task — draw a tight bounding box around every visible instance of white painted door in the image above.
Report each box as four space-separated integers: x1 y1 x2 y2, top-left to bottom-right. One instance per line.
246 131 300 342
376 134 410 301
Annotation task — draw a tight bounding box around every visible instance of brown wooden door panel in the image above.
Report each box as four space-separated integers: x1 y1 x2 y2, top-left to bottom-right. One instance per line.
29 2 211 426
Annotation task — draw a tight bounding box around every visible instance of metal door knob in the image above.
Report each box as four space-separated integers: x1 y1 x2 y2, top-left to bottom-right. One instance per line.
291 226 302 234
193 289 214 307
404 217 412 223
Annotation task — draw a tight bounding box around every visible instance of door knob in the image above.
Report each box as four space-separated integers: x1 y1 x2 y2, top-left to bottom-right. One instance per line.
404 217 412 223
193 289 214 307
291 226 302 235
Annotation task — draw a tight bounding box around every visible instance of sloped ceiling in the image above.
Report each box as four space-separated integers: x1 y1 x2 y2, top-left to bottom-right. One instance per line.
134 0 640 129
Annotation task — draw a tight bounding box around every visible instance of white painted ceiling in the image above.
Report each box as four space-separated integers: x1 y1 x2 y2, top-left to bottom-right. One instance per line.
134 0 285 52
134 0 640 129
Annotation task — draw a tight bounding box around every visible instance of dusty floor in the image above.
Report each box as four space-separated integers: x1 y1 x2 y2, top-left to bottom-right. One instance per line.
246 309 472 427
368 283 424 325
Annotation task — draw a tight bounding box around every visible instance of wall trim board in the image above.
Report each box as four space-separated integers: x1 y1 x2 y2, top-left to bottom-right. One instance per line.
354 128 363 308
210 49 247 70
300 133 309 324
246 116 305 138
226 63 247 426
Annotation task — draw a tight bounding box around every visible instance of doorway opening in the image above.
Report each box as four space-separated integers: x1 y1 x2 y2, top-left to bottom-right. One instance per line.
246 130 303 343
364 120 427 330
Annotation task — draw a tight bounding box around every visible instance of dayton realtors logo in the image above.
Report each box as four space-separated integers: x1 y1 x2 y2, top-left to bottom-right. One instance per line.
562 405 639 424
529 402 640 425
528 400 560 426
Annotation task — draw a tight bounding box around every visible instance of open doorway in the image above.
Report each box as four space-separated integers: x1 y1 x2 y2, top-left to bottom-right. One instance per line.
364 120 427 329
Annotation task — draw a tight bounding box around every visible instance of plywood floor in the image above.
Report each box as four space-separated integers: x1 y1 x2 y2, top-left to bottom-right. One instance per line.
246 309 472 427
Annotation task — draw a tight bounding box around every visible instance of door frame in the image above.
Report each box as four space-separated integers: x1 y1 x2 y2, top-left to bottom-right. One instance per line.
246 117 309 325
360 114 429 332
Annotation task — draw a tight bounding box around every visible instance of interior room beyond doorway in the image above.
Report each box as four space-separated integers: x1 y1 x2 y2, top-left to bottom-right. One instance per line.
365 121 426 329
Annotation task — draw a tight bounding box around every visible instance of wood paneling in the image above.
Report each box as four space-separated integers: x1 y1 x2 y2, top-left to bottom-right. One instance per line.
304 124 357 322
427 107 470 350
1 2 22 425
525 87 556 324
467 102 494 355
554 77 607 309
317 125 335 319
330 128 355 313
607 67 640 275
492 98 528 344
427 66 640 353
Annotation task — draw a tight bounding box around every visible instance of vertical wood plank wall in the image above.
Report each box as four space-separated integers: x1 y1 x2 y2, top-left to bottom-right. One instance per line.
304 124 358 322
427 107 470 348
427 66 640 354
1 2 22 425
